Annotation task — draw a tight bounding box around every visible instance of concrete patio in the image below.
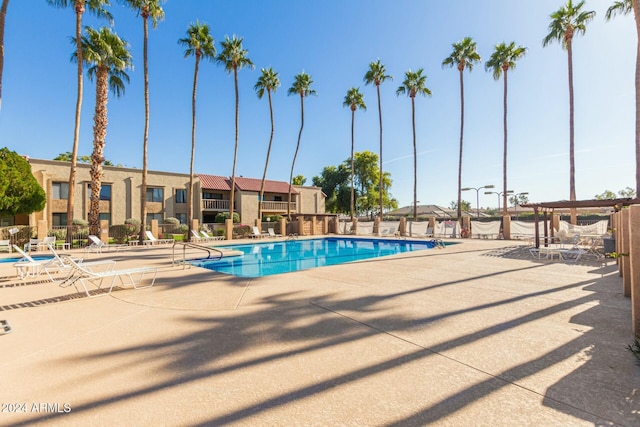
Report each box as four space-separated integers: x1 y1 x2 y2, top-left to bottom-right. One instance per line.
0 238 637 426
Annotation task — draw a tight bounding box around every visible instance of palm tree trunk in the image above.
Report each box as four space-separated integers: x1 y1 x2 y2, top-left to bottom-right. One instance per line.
259 89 275 222
502 68 508 216
229 66 239 223
457 68 465 223
350 108 355 222
89 67 109 237
288 94 304 220
188 55 200 242
412 96 417 221
634 0 640 195
66 4 84 244
0 0 9 111
567 38 577 223
139 16 149 243
376 84 383 221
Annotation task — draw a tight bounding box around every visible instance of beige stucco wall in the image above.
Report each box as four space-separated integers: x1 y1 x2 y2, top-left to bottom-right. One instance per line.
29 159 191 226
294 185 326 214
238 191 259 224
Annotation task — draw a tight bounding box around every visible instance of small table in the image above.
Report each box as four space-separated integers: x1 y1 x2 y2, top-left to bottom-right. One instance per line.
56 242 71 251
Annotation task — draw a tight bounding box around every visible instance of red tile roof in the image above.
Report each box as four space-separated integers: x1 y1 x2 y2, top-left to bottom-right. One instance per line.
198 174 232 191
234 176 298 194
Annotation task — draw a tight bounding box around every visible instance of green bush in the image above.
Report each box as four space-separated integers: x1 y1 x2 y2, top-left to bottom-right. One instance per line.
215 212 240 223
109 224 131 244
263 214 282 223
233 225 251 238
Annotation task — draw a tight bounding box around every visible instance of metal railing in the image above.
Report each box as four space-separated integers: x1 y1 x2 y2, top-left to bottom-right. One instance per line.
172 241 223 269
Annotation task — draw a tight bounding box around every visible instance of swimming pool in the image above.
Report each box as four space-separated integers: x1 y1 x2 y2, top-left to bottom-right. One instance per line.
193 237 445 277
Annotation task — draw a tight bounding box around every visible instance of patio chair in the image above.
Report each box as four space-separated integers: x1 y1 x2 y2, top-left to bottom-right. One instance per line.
190 230 203 241
58 255 157 298
145 230 174 245
37 236 56 251
250 226 269 239
12 245 49 279
44 243 116 282
268 228 282 238
201 230 224 241
86 235 127 254
0 240 10 253
25 238 40 252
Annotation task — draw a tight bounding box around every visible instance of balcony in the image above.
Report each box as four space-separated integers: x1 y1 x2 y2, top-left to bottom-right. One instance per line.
261 201 296 212
202 199 230 211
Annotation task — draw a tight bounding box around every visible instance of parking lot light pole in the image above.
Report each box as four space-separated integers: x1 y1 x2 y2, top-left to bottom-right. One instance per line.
462 185 495 218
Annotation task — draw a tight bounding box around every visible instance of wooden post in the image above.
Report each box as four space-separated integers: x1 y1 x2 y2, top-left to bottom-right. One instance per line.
628 205 640 335
399 217 407 237
225 218 233 240
502 215 511 240
622 209 631 297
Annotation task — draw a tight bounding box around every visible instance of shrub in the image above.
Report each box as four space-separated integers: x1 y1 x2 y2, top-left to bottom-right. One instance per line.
233 224 251 238
125 218 141 227
263 214 282 223
215 212 240 223
109 224 131 244
72 218 88 227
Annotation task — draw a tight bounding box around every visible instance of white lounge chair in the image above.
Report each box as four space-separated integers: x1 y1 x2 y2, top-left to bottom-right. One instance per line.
0 240 10 253
201 230 224 241
145 230 174 245
37 236 56 251
251 226 269 239
58 255 157 298
86 235 127 253
268 228 282 238
44 243 116 282
25 238 40 252
12 245 50 279
190 230 203 241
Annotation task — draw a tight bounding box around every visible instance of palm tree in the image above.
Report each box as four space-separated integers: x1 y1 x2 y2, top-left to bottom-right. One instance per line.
606 0 640 196
254 67 281 222
75 26 132 236
119 0 165 243
178 21 215 242
0 0 10 111
485 42 527 215
287 72 317 219
216 35 254 225
364 60 392 220
443 37 481 224
543 0 595 223
47 0 111 244
396 69 431 221
342 87 366 222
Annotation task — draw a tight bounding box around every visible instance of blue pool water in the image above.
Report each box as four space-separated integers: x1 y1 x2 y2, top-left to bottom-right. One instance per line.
0 256 52 263
193 237 444 277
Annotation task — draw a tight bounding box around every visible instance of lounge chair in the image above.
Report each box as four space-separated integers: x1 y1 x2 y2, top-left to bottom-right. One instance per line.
12 245 50 279
58 255 157 298
37 236 56 251
190 230 203 241
0 240 10 253
24 238 40 252
44 243 116 282
145 230 174 245
201 230 224 241
86 235 127 254
250 226 269 239
268 228 282 238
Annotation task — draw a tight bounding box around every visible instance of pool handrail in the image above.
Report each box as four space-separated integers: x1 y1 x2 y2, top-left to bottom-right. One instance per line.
172 241 224 269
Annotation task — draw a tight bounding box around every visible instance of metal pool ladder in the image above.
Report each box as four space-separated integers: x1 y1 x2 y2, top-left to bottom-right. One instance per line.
172 241 224 269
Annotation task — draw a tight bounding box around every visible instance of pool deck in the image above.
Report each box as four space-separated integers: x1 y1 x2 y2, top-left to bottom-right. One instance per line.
0 237 638 426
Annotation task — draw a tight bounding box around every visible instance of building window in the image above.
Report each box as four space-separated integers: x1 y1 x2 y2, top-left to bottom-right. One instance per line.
202 192 222 200
146 188 164 203
146 213 164 224
52 182 69 200
87 183 111 201
98 213 111 226
176 213 187 224
176 189 186 203
52 213 68 226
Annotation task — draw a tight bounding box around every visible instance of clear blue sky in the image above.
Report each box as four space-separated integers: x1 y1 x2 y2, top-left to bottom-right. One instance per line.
1 0 636 209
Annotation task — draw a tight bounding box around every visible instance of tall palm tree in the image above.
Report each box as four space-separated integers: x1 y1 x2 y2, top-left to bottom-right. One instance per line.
396 69 431 221
75 26 132 236
287 72 317 219
178 21 215 242
543 0 595 223
120 0 165 243
364 59 392 220
216 35 254 224
0 0 10 111
485 42 527 215
342 87 366 222
606 0 640 196
47 0 111 244
254 67 281 222
443 37 481 224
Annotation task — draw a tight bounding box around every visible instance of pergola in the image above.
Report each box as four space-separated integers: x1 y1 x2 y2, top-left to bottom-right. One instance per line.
520 198 640 248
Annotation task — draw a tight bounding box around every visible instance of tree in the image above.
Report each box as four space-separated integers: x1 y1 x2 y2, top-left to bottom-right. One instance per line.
0 148 46 215
342 87 366 221
178 21 215 241
254 67 280 221
216 35 254 224
509 193 529 207
543 0 595 223
119 0 165 243
618 186 637 197
0 0 9 111
449 200 471 213
485 42 527 215
292 175 306 185
312 164 350 213
47 0 112 241
364 59 392 222
287 71 316 219
443 37 481 223
396 69 431 222
605 0 640 197
76 26 132 236
594 189 617 199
